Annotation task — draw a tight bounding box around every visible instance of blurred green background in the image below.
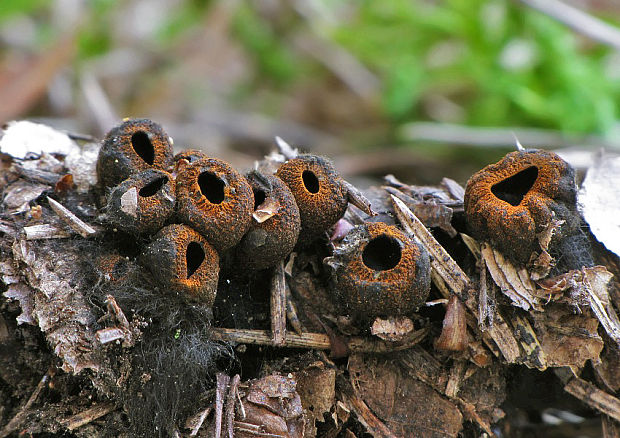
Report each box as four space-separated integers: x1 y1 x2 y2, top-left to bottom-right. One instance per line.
1 0 619 184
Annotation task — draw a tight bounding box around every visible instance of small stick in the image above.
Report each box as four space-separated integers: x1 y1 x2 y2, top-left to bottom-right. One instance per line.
23 223 72 240
342 180 375 216
270 262 287 346
213 374 230 438
285 282 303 335
211 327 428 354
602 416 620 438
234 422 286 437
46 197 96 238
59 402 117 431
0 368 51 438
560 372 620 422
187 407 212 436
236 386 246 419
392 195 522 363
274 136 298 160
391 195 468 295
105 295 130 328
225 375 240 438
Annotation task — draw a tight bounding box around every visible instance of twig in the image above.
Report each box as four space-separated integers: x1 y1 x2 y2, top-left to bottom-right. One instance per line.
556 369 620 422
214 374 231 438
400 121 619 149
602 415 620 438
0 368 51 438
211 327 428 354
23 224 72 240
342 180 375 216
80 72 119 135
234 422 286 437
270 262 287 346
274 136 298 160
46 197 97 238
285 282 303 335
518 0 620 51
391 195 469 295
225 375 240 438
59 402 117 431
187 407 212 436
391 195 522 363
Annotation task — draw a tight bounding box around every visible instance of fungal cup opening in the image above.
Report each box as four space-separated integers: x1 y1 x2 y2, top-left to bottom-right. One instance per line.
302 170 320 194
491 166 538 206
131 131 155 165
362 234 402 271
198 171 226 204
139 176 168 197
253 189 266 210
186 242 205 278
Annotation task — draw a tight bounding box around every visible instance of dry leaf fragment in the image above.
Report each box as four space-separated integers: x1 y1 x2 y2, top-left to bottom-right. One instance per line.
294 362 336 435
0 120 78 158
435 295 468 352
238 374 305 438
253 196 280 223
371 316 414 342
54 174 75 194
481 243 541 311
578 153 620 258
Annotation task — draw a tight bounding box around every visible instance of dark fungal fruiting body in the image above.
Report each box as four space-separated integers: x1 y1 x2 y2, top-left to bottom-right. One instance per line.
464 149 579 264
325 222 431 320
175 157 253 252
235 172 301 271
174 149 208 166
95 253 134 283
276 154 348 243
141 224 219 305
96 118 174 189
105 169 175 234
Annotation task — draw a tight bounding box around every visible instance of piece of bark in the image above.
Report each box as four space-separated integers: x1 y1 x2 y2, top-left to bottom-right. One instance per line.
348 354 463 437
294 362 336 436
11 238 102 373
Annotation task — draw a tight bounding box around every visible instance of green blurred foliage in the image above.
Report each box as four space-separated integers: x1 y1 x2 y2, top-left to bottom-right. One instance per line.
0 0 50 23
3 0 619 137
332 0 619 134
232 4 301 85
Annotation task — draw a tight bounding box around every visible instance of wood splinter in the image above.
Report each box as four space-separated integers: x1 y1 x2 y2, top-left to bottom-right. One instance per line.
46 196 97 238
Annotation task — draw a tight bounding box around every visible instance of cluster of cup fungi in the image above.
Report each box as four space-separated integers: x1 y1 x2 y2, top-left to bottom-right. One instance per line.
96 118 584 327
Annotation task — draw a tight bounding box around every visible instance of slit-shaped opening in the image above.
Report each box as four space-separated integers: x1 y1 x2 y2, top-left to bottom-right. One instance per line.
253 189 266 210
186 242 205 278
362 234 402 271
131 131 155 165
139 176 168 197
198 171 225 204
302 170 320 194
491 166 538 206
